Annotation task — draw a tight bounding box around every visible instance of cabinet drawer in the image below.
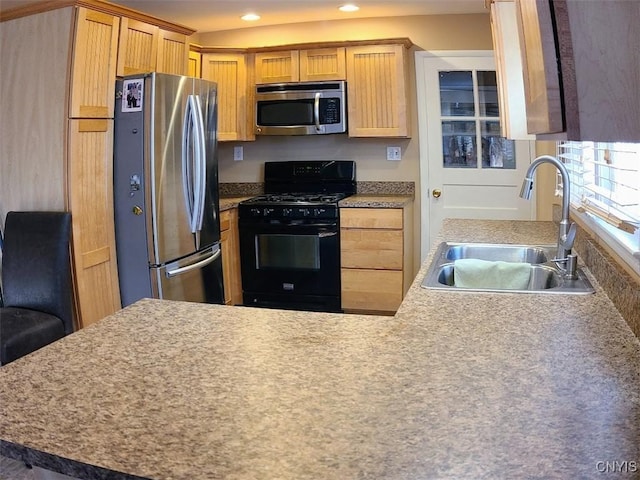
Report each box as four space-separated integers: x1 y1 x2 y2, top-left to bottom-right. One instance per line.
341 269 403 312
340 228 402 269
340 208 402 229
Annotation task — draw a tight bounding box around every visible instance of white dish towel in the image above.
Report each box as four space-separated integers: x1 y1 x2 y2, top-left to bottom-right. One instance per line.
454 259 532 290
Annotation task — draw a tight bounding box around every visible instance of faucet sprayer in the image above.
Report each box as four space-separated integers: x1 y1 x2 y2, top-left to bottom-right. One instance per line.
520 155 578 278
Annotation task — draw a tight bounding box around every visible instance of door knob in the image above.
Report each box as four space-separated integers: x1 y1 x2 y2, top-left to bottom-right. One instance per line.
432 189 442 198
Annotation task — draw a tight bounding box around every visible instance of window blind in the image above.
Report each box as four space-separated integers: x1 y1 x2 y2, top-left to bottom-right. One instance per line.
557 141 640 234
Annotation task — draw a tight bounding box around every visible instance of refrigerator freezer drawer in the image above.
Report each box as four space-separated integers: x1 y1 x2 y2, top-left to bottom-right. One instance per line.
152 244 224 304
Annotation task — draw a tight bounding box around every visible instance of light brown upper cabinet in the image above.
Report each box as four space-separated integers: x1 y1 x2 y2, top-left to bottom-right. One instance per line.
255 47 346 84
346 43 411 138
70 8 120 119
156 29 189 75
188 50 201 78
116 18 159 76
116 19 189 77
489 0 534 140
201 52 254 142
299 47 346 81
514 0 640 142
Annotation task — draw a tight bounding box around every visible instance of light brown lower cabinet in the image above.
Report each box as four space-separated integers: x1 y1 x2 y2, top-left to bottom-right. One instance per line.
68 119 122 326
340 207 412 314
341 269 403 313
220 208 242 305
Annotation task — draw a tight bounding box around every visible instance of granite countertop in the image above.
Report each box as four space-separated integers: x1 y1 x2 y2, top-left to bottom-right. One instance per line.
1 219 639 479
338 194 413 209
220 194 414 211
219 196 252 211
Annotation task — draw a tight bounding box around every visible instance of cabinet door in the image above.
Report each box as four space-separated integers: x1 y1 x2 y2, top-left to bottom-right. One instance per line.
116 17 159 76
490 0 534 140
188 50 201 77
340 207 403 229
346 44 410 137
299 47 346 81
514 0 564 135
341 269 403 312
341 229 403 270
157 30 188 75
69 8 119 118
255 51 300 83
220 209 242 305
202 53 254 141
68 119 121 327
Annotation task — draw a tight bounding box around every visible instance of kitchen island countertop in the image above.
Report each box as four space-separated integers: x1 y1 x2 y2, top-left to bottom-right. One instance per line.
1 219 639 479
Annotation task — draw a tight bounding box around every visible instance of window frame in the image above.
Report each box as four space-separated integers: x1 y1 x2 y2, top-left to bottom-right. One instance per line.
558 141 640 275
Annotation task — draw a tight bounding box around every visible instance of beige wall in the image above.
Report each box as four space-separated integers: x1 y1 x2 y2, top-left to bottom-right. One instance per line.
195 14 493 50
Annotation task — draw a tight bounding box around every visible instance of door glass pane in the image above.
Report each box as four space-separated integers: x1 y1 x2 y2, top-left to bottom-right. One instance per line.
481 121 516 169
439 71 474 116
477 71 499 117
442 121 477 168
257 234 319 270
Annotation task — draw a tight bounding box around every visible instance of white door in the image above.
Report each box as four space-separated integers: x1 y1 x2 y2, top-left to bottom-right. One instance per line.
416 51 535 260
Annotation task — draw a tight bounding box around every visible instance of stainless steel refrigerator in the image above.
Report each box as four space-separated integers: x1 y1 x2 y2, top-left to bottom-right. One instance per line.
113 72 224 307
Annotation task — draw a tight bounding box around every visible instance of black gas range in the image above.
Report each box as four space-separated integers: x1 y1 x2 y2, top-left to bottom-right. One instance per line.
238 161 356 312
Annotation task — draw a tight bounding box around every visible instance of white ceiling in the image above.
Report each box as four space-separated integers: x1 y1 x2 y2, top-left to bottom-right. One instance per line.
1 0 487 33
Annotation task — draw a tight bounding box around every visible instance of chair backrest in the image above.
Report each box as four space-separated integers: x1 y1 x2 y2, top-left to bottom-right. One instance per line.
1 211 74 335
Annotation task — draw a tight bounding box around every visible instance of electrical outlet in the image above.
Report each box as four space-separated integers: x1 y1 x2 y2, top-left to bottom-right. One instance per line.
233 146 243 161
386 146 401 161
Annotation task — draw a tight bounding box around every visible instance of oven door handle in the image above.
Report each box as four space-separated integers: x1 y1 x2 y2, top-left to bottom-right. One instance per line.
240 222 338 230
318 231 337 237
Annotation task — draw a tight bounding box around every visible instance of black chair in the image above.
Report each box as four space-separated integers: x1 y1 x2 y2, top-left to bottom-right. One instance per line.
0 211 74 365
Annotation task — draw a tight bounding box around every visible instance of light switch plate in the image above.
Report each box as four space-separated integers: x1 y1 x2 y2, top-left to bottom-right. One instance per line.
386 146 401 161
233 146 243 161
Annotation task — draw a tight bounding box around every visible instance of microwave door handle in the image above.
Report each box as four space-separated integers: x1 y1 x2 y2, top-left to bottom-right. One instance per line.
314 92 321 132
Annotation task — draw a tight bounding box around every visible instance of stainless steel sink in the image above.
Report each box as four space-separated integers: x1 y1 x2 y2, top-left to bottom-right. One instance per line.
445 243 552 264
421 242 595 294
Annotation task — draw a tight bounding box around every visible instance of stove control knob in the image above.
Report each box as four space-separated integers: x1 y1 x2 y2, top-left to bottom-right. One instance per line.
282 208 293 217
314 208 326 217
250 208 261 216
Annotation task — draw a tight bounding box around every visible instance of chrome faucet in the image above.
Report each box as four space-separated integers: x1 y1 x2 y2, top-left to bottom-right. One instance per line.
520 155 578 278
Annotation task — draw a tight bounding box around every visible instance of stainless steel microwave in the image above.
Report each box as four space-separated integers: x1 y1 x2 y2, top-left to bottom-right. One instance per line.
255 81 347 136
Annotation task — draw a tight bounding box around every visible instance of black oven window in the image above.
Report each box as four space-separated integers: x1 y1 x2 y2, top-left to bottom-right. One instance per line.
256 234 320 270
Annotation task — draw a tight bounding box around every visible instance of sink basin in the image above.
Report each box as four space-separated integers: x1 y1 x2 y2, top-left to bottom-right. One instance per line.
421 242 595 294
445 243 552 264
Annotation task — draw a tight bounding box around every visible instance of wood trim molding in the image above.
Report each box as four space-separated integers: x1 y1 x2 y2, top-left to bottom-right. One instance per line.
248 37 414 53
196 38 414 56
0 0 196 35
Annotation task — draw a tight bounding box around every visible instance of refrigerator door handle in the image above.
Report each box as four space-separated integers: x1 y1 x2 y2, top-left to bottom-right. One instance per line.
192 95 206 234
165 245 221 278
182 95 206 234
182 95 196 232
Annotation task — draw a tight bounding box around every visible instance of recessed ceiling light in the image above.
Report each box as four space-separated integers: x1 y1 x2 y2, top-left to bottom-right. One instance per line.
339 4 360 13
241 13 261 22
